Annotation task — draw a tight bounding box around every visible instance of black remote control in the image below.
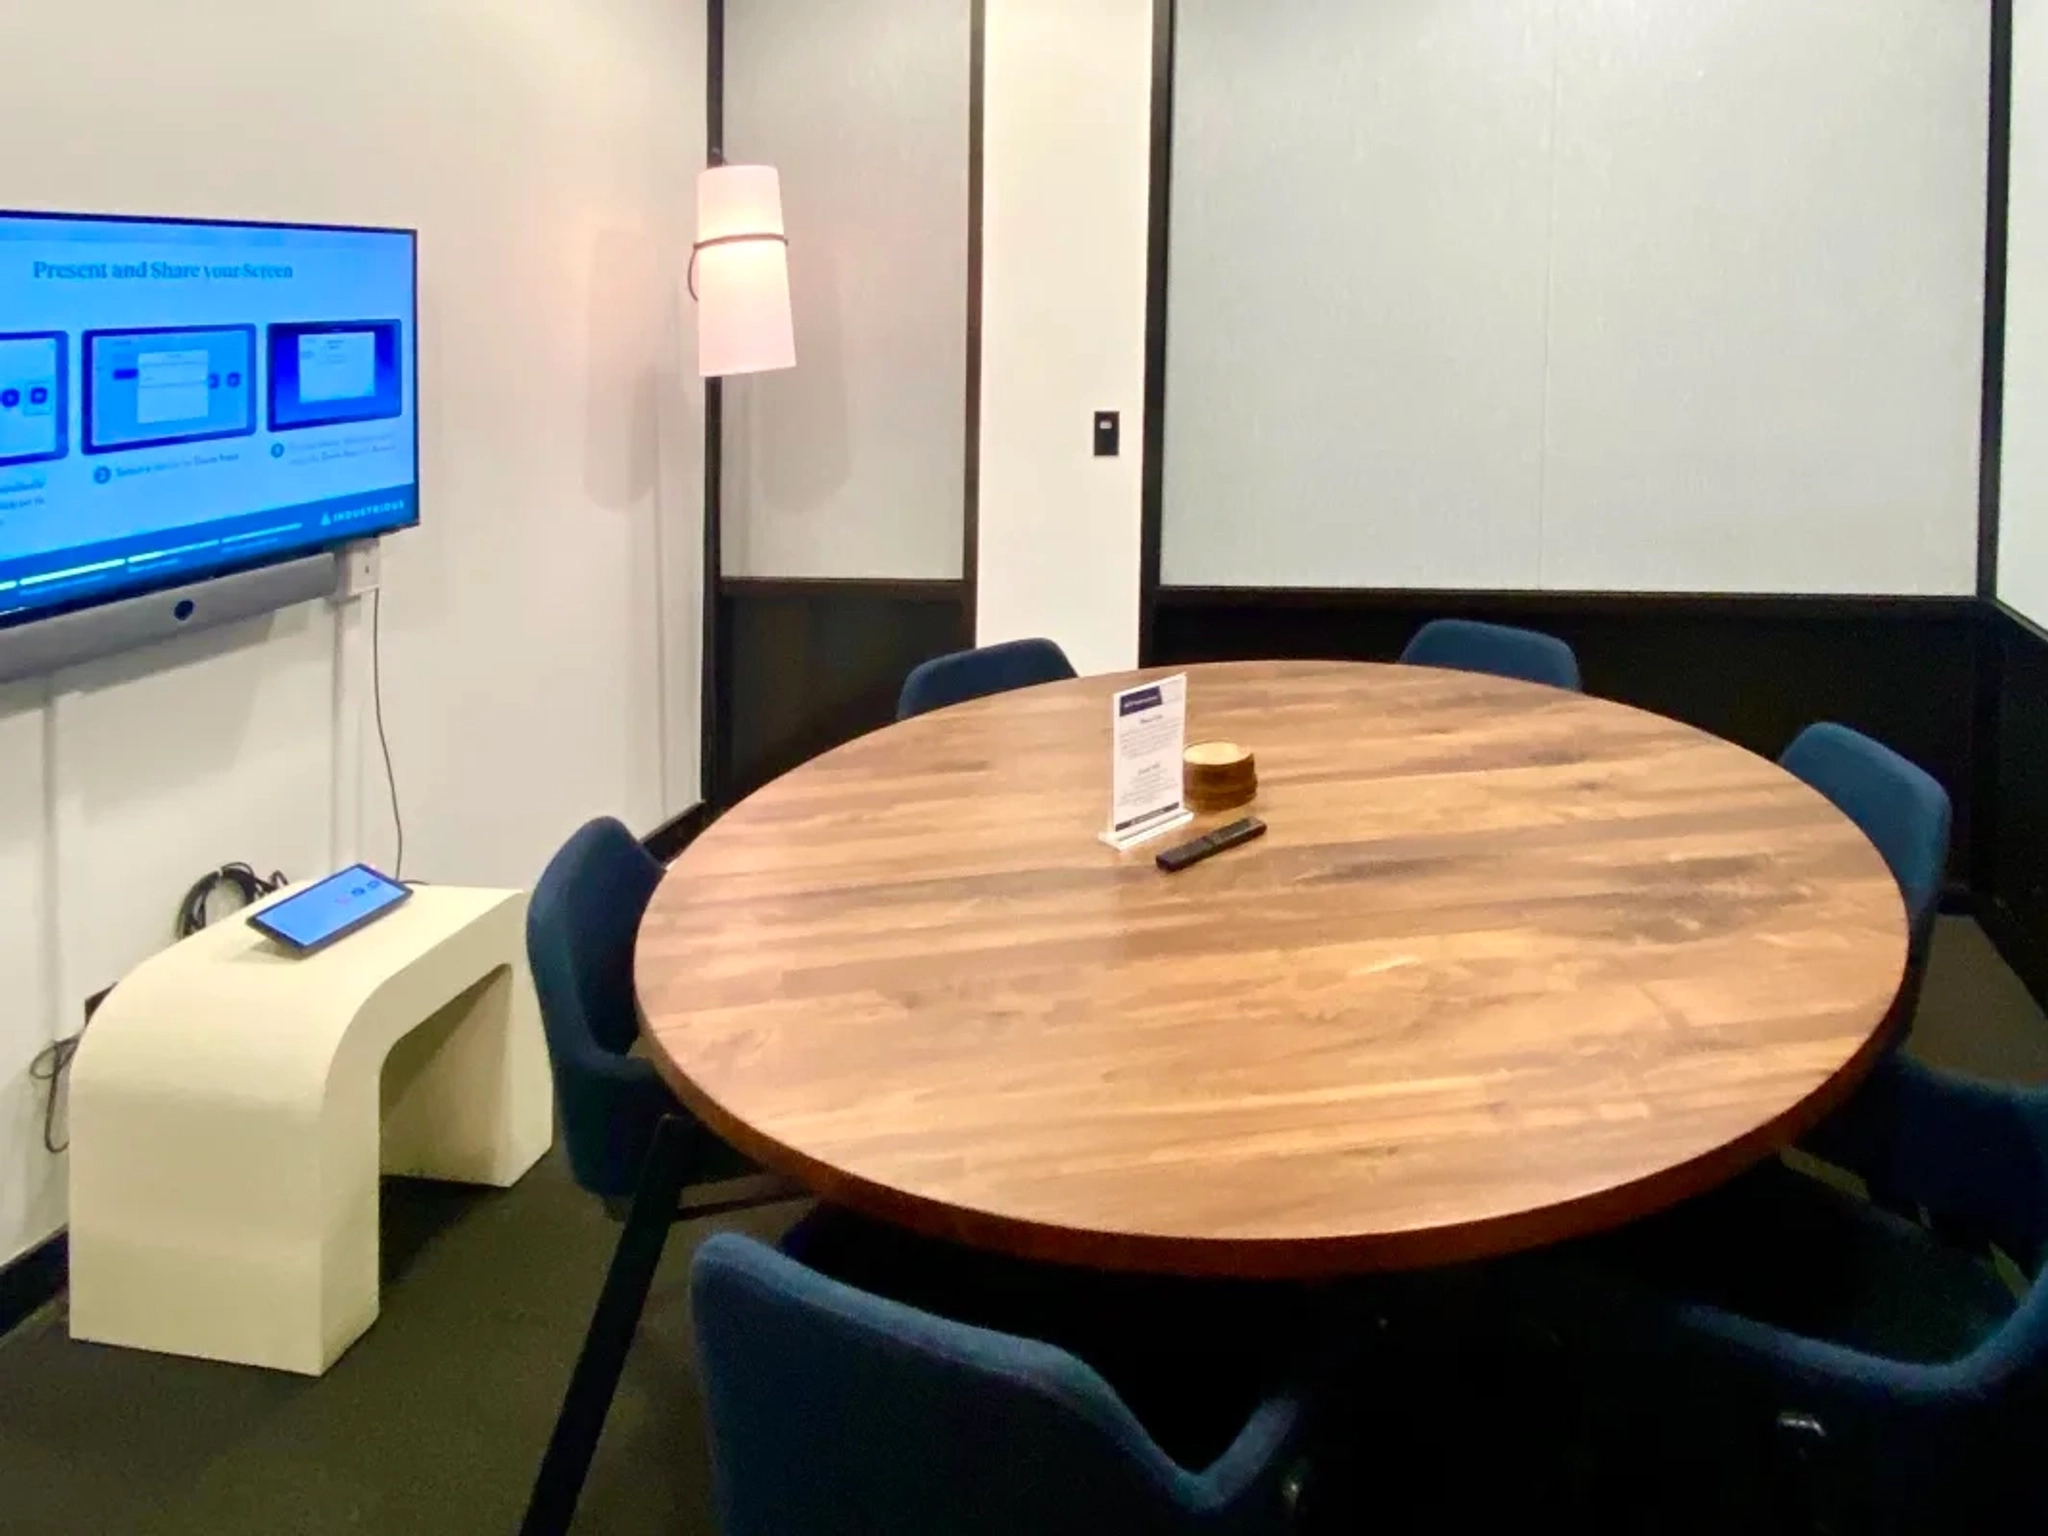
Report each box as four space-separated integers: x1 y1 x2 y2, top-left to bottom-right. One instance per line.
1156 817 1267 873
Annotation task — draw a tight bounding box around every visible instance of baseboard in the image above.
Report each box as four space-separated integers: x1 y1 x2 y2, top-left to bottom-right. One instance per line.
642 801 713 864
0 1230 67 1341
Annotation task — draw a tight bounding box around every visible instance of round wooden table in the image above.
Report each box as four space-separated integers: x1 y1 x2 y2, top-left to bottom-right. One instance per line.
639 660 1908 1278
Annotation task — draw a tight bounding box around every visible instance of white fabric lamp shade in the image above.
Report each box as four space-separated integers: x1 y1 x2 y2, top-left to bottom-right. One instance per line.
695 164 796 378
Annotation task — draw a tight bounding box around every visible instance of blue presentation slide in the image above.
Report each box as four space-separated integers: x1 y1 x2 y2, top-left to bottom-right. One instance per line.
0 213 417 621
0 332 67 468
84 325 256 453
268 320 404 432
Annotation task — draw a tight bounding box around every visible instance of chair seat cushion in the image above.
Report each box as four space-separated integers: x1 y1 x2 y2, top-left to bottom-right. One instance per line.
1589 1158 2019 1366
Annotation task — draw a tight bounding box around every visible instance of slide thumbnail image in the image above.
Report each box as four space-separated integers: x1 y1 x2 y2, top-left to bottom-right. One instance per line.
83 326 258 455
0 332 68 468
267 320 405 433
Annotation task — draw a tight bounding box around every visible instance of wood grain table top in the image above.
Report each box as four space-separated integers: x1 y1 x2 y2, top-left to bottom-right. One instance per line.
638 660 1908 1278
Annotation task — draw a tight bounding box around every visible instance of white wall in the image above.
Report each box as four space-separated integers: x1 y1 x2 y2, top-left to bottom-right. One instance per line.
976 0 1153 673
0 0 707 1266
2002 0 2048 626
722 0 972 581
1163 0 1988 597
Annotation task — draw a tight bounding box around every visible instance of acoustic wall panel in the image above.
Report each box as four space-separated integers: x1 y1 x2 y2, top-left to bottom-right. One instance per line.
721 0 970 579
1161 0 1558 590
1539 0 1987 595
1163 0 1989 597
2002 0 2048 628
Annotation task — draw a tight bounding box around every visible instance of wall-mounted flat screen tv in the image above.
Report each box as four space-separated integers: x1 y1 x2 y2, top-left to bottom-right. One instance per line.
0 211 417 627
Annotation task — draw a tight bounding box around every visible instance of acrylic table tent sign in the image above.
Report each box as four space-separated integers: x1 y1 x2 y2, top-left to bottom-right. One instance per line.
1101 673 1194 851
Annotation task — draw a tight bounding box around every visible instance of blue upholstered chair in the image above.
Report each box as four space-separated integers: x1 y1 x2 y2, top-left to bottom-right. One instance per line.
693 1227 1315 1536
520 817 789 1536
1399 618 1582 691
1521 1057 2048 1531
897 637 1077 720
1480 728 1965 1527
528 818 704 1202
1781 723 1950 1048
1773 726 1949 1184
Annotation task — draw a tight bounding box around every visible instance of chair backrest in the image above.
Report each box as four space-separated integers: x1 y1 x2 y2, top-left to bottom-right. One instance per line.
1779 724 1951 945
692 1232 1220 1536
1399 619 1582 691
528 816 675 1198
897 637 1078 721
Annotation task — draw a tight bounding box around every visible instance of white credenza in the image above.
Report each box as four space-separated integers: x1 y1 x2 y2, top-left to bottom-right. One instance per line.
68 885 553 1375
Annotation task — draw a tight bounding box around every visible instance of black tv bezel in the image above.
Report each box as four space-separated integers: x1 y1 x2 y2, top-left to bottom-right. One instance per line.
0 207 420 634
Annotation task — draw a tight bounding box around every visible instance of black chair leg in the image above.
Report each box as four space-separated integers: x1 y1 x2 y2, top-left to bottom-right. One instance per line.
520 1118 694 1536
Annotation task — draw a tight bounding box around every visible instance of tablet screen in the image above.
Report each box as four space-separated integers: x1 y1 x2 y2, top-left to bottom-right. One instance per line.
252 864 408 951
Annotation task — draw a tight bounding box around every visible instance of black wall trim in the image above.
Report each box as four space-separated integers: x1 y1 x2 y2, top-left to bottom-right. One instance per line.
1137 0 1177 668
700 0 728 809
1980 0 2015 599
0 1230 66 1341
1158 586 1979 621
1973 598 2006 895
642 801 713 864
961 0 986 646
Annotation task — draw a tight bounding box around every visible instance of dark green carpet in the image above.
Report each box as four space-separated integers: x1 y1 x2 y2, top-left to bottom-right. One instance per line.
0 1161 800 1535
0 917 2040 1535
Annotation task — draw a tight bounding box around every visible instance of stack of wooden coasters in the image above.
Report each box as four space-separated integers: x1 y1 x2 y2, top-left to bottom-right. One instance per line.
1183 740 1257 813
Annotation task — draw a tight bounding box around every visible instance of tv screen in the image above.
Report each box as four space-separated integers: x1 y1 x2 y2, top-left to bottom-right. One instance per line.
0 211 417 625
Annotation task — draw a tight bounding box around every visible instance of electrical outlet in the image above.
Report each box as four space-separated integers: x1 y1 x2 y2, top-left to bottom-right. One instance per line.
334 539 382 601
